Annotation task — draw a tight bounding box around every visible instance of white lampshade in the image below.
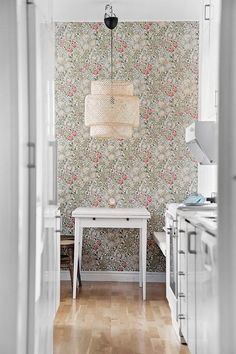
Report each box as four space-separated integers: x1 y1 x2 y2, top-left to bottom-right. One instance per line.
85 80 140 138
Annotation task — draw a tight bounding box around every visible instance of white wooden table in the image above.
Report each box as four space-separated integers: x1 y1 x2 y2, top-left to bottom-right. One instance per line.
72 207 150 300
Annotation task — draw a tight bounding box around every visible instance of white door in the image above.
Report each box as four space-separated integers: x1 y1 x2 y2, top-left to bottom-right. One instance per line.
27 1 59 353
0 1 30 353
218 1 236 352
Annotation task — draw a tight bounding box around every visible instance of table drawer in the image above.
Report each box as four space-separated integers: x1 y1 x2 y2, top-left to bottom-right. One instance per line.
78 217 144 228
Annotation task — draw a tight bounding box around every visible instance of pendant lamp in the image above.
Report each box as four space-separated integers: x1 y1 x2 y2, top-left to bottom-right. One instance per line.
85 4 140 139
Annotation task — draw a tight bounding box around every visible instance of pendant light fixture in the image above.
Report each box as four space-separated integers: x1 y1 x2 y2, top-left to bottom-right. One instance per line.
85 4 140 139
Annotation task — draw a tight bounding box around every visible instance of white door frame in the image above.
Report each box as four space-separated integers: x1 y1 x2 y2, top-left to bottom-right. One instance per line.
0 1 29 353
218 0 236 352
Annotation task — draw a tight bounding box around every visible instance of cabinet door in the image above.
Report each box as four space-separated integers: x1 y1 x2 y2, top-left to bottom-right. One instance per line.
208 0 221 121
196 229 218 354
199 0 211 120
177 217 188 342
187 222 197 354
199 0 221 122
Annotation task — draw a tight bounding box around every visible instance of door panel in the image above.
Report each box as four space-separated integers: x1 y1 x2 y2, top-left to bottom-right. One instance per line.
187 222 196 354
27 1 58 353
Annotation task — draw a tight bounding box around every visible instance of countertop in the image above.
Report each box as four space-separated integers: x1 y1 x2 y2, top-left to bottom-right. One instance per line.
177 207 217 235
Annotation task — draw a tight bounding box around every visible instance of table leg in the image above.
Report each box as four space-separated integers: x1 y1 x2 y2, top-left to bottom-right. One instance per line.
139 229 142 287
79 227 83 275
73 223 82 299
141 222 147 301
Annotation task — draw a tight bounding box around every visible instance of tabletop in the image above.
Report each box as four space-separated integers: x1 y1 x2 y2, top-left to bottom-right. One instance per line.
72 207 150 219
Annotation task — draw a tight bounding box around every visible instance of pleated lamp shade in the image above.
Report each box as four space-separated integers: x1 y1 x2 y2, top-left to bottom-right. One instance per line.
85 80 140 139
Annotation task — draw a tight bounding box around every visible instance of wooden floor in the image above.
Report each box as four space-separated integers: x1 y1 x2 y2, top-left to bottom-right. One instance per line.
54 281 189 354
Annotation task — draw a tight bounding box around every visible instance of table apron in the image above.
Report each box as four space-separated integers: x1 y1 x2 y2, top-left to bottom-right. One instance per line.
74 218 147 229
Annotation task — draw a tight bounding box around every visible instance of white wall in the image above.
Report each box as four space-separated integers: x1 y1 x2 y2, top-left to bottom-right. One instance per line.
53 0 200 22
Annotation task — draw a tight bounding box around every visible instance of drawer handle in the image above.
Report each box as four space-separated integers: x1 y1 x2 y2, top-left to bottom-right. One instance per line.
178 271 185 276
188 231 197 254
56 229 61 233
178 293 185 298
178 314 186 320
178 250 185 255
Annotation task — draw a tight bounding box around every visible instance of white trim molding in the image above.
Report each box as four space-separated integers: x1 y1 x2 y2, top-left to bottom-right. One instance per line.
61 270 166 283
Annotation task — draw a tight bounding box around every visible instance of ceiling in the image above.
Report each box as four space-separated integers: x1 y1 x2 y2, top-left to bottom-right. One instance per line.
53 0 200 22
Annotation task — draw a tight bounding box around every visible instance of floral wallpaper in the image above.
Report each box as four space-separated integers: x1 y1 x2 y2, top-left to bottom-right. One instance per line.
55 22 198 272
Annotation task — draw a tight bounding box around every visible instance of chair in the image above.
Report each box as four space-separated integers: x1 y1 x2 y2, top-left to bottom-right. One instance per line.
60 236 82 291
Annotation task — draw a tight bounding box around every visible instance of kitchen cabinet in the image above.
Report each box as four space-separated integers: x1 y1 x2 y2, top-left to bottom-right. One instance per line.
199 0 221 122
176 213 218 354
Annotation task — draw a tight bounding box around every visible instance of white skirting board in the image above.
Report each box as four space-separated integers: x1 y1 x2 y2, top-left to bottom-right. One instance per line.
61 270 166 283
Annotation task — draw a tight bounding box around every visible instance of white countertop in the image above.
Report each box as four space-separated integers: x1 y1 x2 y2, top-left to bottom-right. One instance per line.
177 207 217 235
72 207 151 219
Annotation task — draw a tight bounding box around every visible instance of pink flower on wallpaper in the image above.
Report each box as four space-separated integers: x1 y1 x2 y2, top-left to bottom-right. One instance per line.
118 178 124 185
143 108 154 121
144 195 152 208
93 64 103 76
117 174 128 185
67 175 77 186
93 152 102 165
92 23 102 30
121 261 127 268
144 151 152 165
92 195 102 208
118 47 124 53
144 22 152 31
72 41 77 48
173 130 177 137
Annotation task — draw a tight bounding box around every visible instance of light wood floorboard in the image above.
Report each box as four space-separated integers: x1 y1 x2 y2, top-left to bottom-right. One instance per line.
54 281 189 354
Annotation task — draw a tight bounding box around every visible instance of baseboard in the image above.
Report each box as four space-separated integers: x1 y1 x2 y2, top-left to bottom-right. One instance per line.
61 270 166 283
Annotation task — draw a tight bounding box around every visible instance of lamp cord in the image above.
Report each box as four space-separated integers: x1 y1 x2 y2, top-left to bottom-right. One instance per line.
111 29 113 82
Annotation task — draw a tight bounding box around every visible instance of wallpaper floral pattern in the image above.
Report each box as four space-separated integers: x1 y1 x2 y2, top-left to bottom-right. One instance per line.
55 22 199 272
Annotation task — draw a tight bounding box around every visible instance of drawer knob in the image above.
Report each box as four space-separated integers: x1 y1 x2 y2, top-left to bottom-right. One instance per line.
93 217 96 220
126 218 129 221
